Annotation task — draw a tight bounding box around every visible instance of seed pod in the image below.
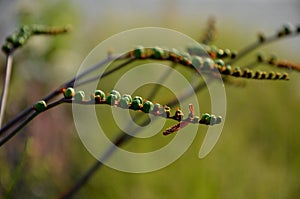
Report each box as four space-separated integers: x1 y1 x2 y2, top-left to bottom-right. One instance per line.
6 33 18 44
216 116 222 124
193 116 200 124
257 32 266 43
257 53 264 62
74 91 85 102
152 103 164 115
209 115 217 125
173 109 184 121
64 87 75 99
132 46 145 58
142 101 154 113
260 72 267 79
283 23 293 35
164 105 171 118
131 96 143 110
267 71 275 79
192 56 204 69
34 100 47 112
216 49 224 58
232 67 242 77
280 72 289 80
152 47 164 59
119 94 132 108
274 72 281 79
2 44 13 54
91 89 106 103
221 65 232 75
169 48 180 61
230 51 238 59
110 90 121 101
253 71 261 79
215 59 225 67
94 90 106 99
106 94 119 105
223 49 231 57
200 113 211 125
203 58 214 71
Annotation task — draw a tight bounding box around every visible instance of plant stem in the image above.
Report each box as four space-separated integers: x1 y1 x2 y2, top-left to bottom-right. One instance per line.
0 98 64 147
228 32 299 65
0 112 38 147
58 63 189 199
0 54 14 128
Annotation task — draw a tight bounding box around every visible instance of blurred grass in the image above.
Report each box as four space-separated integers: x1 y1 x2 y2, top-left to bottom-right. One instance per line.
0 1 300 199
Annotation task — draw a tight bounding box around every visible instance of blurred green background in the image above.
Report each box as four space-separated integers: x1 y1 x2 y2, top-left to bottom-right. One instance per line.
0 0 300 198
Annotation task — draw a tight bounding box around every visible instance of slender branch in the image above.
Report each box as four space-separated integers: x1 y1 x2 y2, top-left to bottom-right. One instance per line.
0 55 121 137
58 62 179 199
0 98 64 147
0 107 33 137
228 30 300 65
75 57 136 87
0 112 38 147
0 54 14 128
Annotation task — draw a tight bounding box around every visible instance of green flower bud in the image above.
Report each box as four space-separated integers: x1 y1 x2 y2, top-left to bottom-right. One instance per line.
94 90 105 100
74 91 85 102
130 96 143 110
110 90 121 101
200 113 210 125
152 47 164 59
34 100 47 112
64 87 75 99
209 115 217 125
192 56 204 69
142 101 154 113
216 116 222 124
106 94 118 105
133 46 145 58
203 58 215 71
119 94 132 108
215 59 225 67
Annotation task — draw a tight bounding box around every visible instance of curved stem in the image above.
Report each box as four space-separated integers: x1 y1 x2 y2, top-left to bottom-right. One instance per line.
228 32 299 65
58 62 201 199
0 112 38 147
0 54 13 128
0 98 64 147
0 107 33 137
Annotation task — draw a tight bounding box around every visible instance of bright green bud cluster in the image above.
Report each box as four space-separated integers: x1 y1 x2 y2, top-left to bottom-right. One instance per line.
199 113 222 125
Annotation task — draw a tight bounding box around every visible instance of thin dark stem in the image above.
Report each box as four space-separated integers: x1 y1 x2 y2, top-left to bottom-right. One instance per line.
0 112 38 147
0 55 122 138
58 131 133 199
0 107 33 137
0 98 64 147
43 54 121 102
228 32 299 65
58 63 196 199
75 57 136 87
0 54 13 128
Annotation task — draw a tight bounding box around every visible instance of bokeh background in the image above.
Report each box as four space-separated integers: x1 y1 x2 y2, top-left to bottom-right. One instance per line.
0 0 300 198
